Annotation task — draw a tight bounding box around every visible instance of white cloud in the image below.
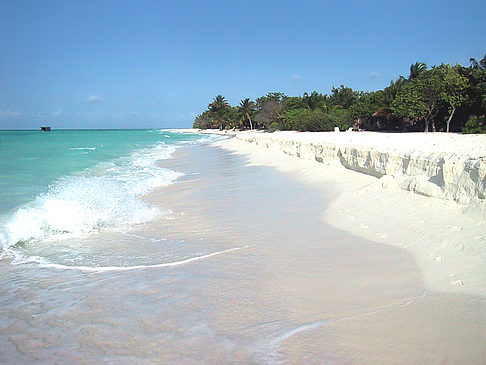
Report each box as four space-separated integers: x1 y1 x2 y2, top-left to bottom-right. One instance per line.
369 72 380 79
291 74 302 81
76 110 107 120
49 108 62 117
115 109 141 119
0 110 24 118
150 112 164 121
84 95 105 103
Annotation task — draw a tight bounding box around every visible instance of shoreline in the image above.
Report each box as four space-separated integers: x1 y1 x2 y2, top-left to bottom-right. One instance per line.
151 141 485 363
1 135 484 363
209 130 486 296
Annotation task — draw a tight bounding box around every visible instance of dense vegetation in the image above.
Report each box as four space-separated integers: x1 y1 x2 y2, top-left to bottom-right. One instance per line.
193 55 486 133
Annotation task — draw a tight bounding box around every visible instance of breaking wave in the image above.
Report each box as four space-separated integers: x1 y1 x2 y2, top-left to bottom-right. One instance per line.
0 142 182 252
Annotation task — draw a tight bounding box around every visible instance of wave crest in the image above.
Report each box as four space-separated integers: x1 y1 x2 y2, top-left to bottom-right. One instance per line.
1 142 182 251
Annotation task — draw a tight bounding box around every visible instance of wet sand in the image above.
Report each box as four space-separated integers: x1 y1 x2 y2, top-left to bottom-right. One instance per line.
0 141 484 363
151 143 486 363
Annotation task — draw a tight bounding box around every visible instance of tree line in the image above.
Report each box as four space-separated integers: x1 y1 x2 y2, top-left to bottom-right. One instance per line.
193 55 486 133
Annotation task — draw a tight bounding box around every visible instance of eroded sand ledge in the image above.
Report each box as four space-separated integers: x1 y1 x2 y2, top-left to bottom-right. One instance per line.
212 130 486 296
233 131 486 207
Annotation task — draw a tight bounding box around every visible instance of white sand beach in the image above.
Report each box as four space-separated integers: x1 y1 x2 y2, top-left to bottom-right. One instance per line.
1 130 484 363
152 136 486 363
214 130 486 296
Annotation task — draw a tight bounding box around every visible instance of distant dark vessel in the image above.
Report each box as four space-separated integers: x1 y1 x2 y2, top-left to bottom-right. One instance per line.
40 126 51 132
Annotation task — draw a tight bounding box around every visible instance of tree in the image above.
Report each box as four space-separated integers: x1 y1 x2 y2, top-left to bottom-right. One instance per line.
409 62 427 80
282 108 331 132
302 91 327 110
439 64 469 132
239 98 256 129
194 54 485 133
468 55 486 115
283 96 306 111
470 56 486 70
254 94 285 129
383 77 406 107
329 85 358 109
350 91 386 120
208 95 231 130
193 110 213 129
255 92 286 109
392 68 444 132
463 116 486 134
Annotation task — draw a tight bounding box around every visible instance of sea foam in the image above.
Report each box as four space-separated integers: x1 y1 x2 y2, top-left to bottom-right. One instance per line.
0 142 182 252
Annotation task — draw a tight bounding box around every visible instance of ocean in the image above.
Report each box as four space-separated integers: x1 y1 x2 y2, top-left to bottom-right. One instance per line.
0 129 209 258
0 129 344 363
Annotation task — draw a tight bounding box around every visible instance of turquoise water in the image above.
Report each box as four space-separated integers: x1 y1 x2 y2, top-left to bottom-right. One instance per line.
0 129 206 250
0 129 201 215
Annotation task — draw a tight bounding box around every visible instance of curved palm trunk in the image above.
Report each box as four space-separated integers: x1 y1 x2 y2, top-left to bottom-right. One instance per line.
248 115 253 130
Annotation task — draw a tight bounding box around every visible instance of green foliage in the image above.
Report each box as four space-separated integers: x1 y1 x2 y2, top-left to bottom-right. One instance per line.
238 98 256 129
409 62 427 80
255 92 286 109
302 91 328 110
440 64 469 111
193 110 213 129
254 98 284 129
350 91 383 119
384 77 406 107
280 106 353 132
392 68 445 131
463 116 486 134
470 55 486 70
282 108 332 132
329 85 358 109
468 55 486 114
327 108 354 131
207 95 231 129
391 82 427 120
283 96 305 111
194 54 486 133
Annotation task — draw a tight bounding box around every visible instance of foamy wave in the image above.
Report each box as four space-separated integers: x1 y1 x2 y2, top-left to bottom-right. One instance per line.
1 176 159 249
0 142 182 251
69 147 97 151
18 245 251 272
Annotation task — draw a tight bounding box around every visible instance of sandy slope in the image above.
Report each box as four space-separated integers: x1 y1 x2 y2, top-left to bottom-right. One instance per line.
213 131 486 296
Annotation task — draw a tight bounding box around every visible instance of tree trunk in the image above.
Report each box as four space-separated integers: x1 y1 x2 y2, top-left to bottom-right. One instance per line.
248 115 253 130
446 107 456 132
424 118 429 132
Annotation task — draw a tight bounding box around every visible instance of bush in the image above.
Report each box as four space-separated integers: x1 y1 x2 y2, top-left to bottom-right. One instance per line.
463 116 486 134
328 108 354 131
282 108 332 132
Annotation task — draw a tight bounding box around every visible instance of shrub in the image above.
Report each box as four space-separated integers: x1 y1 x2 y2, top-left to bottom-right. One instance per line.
282 108 332 132
463 116 486 134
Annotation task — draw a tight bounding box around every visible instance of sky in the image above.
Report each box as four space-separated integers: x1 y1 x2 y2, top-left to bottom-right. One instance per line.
0 0 485 129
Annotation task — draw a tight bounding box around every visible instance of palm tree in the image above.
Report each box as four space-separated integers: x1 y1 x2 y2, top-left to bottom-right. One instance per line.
209 95 230 130
470 55 486 70
330 85 358 109
209 95 229 113
384 77 406 107
239 98 256 129
409 62 427 80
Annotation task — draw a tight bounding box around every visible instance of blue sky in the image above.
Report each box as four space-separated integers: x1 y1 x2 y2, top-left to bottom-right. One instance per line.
1 0 485 129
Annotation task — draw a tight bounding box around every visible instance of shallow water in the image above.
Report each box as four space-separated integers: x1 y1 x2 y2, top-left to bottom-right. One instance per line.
0 139 485 364
0 130 214 252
